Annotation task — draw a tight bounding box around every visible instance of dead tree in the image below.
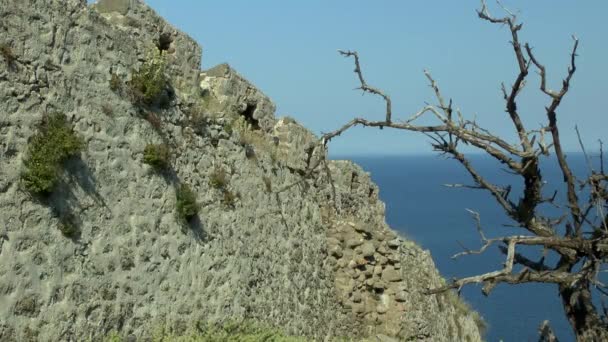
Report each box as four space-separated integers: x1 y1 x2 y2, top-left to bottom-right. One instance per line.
321 1 608 340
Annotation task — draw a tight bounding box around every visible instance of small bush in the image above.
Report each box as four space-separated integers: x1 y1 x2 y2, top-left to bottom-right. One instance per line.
128 49 167 105
0 44 15 64
143 143 170 170
209 166 228 189
176 184 199 221
21 113 83 194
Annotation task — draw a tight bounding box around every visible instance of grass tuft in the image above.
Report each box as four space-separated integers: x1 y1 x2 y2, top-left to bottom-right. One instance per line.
105 320 310 342
444 290 487 337
209 166 228 189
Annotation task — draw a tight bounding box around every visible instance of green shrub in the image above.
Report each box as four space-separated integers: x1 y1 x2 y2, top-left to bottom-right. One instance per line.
176 184 199 221
128 49 167 105
209 166 228 189
143 143 170 170
21 113 83 194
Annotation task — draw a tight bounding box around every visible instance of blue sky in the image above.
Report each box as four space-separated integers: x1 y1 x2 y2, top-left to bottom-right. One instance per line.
103 1 608 156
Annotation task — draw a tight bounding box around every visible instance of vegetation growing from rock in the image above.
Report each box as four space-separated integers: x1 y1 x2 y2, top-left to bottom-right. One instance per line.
443 291 486 336
233 116 283 163
143 143 171 170
21 113 83 194
128 49 167 105
104 321 310 342
176 183 199 221
209 166 228 189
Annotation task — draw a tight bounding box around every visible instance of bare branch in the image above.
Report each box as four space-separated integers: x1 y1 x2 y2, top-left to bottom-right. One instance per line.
429 238 583 294
424 70 449 116
443 184 484 190
338 50 393 123
576 125 595 173
527 36 583 233
495 0 517 18
498 244 550 271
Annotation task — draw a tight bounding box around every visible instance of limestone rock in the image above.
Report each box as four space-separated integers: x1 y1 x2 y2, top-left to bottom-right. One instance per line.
95 0 132 14
200 63 276 132
361 242 375 257
330 245 343 258
377 304 389 314
395 291 408 302
382 266 403 282
347 238 364 248
387 238 401 248
0 0 483 341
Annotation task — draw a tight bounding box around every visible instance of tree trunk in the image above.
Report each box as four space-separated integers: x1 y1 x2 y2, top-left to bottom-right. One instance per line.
559 283 608 341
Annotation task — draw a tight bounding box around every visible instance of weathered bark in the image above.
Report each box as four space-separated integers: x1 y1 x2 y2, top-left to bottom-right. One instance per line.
559 283 608 341
539 320 559 342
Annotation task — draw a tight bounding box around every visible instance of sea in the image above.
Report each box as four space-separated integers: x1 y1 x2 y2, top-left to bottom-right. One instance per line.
343 153 604 342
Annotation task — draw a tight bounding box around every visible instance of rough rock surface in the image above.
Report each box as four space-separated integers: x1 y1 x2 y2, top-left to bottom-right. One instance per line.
0 0 483 341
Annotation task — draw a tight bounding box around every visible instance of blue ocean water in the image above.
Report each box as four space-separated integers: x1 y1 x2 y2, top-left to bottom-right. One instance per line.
345 153 601 342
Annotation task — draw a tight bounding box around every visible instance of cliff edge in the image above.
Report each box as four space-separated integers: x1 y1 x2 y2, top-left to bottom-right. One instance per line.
0 0 483 340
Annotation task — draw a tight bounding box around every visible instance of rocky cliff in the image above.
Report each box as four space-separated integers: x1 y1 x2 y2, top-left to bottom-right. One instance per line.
0 0 483 341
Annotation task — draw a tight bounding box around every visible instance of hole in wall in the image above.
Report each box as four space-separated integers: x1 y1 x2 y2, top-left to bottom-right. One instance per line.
240 102 260 130
157 32 173 52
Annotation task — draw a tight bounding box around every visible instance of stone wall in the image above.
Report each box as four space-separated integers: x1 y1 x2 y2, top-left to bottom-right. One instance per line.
0 0 483 340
